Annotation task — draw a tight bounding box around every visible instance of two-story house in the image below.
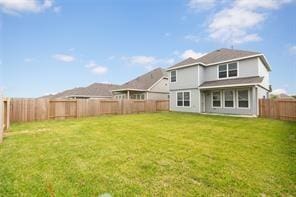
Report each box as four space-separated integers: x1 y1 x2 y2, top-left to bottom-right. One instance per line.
167 48 271 116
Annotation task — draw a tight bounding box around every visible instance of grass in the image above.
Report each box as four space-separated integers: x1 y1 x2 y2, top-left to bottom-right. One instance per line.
0 112 295 196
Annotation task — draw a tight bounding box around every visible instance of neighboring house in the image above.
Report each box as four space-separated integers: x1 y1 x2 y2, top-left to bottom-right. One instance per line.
167 48 271 116
112 67 169 100
270 93 295 100
43 83 120 99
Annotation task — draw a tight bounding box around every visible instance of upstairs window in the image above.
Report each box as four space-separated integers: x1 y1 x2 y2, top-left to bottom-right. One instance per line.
177 91 191 107
218 62 238 79
228 63 238 77
218 65 227 78
212 91 221 107
171 70 176 82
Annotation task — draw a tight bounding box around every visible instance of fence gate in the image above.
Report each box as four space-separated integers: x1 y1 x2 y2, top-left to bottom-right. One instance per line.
48 100 78 120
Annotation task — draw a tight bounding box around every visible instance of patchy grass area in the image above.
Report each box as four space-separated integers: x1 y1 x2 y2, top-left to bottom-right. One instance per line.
0 112 295 196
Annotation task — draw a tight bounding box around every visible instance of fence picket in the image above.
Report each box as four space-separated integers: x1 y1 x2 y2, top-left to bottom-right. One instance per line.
259 99 296 121
7 98 169 123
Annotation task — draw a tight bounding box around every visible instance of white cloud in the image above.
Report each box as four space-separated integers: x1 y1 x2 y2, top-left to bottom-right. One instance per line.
181 49 206 59
108 56 115 60
24 57 35 62
0 0 55 14
85 60 97 68
234 0 293 10
271 89 287 95
53 54 75 62
126 56 156 65
209 7 264 44
44 91 57 96
53 6 61 13
188 0 217 10
91 66 108 75
164 32 171 37
122 55 176 70
207 0 294 44
0 86 6 97
184 34 200 43
85 61 108 75
289 45 296 55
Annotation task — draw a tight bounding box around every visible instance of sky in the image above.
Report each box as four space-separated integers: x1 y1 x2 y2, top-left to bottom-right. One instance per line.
0 0 296 97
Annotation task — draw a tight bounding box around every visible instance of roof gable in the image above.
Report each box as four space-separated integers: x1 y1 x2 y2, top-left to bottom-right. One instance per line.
196 48 260 65
169 48 264 70
43 83 120 98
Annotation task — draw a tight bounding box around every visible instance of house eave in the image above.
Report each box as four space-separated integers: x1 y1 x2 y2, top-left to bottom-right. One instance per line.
199 83 259 90
112 88 147 92
167 62 205 71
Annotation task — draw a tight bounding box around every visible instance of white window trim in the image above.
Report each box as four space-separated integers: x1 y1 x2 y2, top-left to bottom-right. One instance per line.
237 89 250 109
176 91 191 108
170 70 177 83
217 64 227 79
223 90 235 109
217 62 239 80
211 91 222 108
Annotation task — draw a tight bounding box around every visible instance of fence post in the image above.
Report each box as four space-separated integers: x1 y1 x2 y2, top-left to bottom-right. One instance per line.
5 98 10 130
0 98 4 143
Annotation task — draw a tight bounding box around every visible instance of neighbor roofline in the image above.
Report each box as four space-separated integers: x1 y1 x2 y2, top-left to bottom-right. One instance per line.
66 95 112 98
167 54 271 71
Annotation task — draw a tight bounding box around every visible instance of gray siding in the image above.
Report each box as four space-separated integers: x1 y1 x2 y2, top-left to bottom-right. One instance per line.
149 78 169 92
147 92 169 100
238 58 258 77
203 57 259 81
170 89 200 113
257 57 270 90
169 66 199 90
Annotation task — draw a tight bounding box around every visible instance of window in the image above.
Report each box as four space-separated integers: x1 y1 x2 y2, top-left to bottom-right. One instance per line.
218 65 227 78
177 92 183 106
224 90 234 108
238 90 249 108
171 70 176 82
212 91 221 107
131 94 145 100
177 91 190 107
184 92 190 106
228 63 238 77
218 62 238 78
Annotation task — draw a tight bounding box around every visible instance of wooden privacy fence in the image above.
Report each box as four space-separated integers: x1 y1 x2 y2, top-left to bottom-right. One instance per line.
259 99 296 121
9 98 169 123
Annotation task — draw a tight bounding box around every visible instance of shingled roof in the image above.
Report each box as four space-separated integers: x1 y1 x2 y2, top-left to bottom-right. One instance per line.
113 67 167 91
169 48 263 69
199 76 264 88
44 83 120 99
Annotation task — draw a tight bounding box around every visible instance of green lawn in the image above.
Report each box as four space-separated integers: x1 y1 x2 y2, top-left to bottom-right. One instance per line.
0 112 295 196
